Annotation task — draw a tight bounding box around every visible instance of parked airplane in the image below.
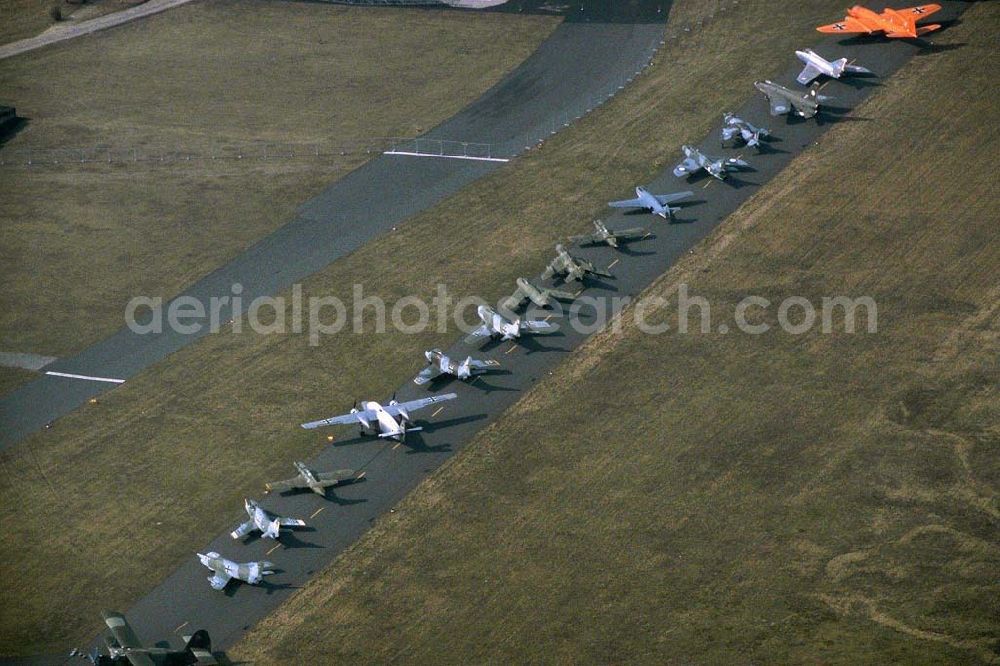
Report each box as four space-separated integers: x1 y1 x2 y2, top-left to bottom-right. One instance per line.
721 113 769 149
301 393 457 441
266 461 362 497
197 552 275 591
673 145 750 180
754 80 830 118
502 277 576 311
608 186 693 218
230 498 305 540
465 305 554 343
817 4 941 39
414 349 500 385
541 244 613 283
569 220 648 249
92 610 215 665
795 48 872 85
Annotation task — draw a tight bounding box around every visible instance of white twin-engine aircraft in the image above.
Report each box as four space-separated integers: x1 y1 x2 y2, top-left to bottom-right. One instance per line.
300 393 457 442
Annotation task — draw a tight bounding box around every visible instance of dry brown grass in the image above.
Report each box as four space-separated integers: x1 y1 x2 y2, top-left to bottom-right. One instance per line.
0 0 558 358
229 3 1000 663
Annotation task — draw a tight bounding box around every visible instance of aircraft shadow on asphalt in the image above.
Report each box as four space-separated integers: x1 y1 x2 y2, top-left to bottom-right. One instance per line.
617 245 657 257
224 579 297 598
516 333 572 356
277 530 324 550
835 76 883 90
417 412 489 437
469 377 521 394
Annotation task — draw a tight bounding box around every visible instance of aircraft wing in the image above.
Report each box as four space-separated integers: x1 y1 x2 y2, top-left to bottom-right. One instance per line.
467 358 500 371
103 611 144 650
278 516 306 527
546 287 577 301
464 324 492 344
673 157 700 176
796 63 823 85
567 231 602 246
208 571 231 591
501 285 528 311
301 408 378 430
383 393 458 417
230 520 255 540
520 319 555 333
608 197 645 209
316 469 359 485
614 226 648 239
816 15 870 34
265 476 308 493
766 94 791 116
901 3 941 17
654 191 693 205
413 364 444 386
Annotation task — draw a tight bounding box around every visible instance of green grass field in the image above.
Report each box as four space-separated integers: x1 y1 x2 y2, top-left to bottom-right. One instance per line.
229 3 1000 663
2 0 995 658
0 0 558 366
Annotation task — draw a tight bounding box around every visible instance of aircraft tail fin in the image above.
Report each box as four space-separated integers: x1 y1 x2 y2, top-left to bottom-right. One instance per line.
832 57 848 75
183 629 217 663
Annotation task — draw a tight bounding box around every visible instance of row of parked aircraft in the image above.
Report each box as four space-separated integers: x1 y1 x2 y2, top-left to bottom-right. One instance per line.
90 4 947 662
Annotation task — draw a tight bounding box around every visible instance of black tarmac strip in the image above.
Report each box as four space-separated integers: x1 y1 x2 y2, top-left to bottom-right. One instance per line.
0 5 669 451
6 0 973 661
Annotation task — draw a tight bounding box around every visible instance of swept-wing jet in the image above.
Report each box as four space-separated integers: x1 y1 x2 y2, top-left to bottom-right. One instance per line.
230 498 305 540
754 80 830 119
414 348 499 385
569 220 648 249
817 4 941 39
795 48 872 85
197 551 275 590
465 304 554 343
721 113 769 149
608 186 693 219
502 277 576 311
93 610 215 665
541 244 613 283
673 145 750 180
301 393 457 441
266 461 361 496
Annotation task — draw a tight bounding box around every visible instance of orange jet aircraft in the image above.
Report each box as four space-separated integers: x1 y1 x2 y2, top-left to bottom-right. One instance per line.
817 4 942 39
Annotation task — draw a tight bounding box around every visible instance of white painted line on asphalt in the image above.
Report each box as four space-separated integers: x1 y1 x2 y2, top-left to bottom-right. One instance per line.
383 151 510 163
45 371 125 384
266 543 281 556
310 507 325 519
431 406 444 418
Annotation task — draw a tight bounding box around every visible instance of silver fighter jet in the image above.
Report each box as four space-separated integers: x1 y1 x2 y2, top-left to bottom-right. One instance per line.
502 277 576 311
795 48 872 85
754 80 830 118
230 498 305 540
265 461 361 496
541 244 613 283
301 393 457 441
608 186 694 219
414 349 499 385
673 145 751 180
721 112 769 149
197 551 275 590
569 220 648 249
465 304 554 344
